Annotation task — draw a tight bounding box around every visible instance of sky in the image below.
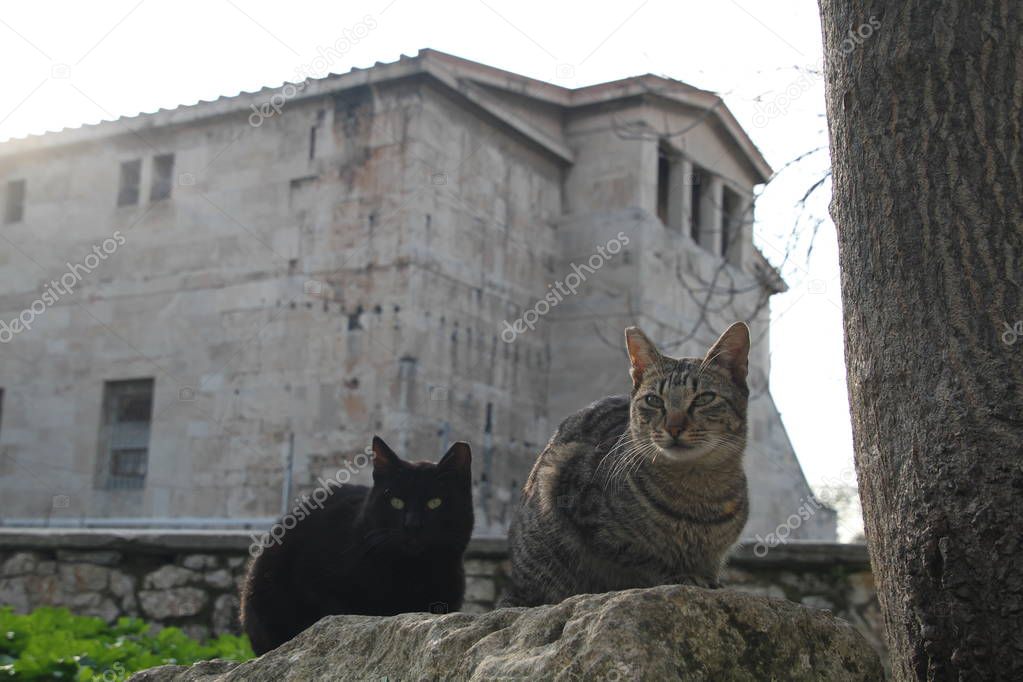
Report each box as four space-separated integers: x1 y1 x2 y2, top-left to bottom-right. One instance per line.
0 1 860 535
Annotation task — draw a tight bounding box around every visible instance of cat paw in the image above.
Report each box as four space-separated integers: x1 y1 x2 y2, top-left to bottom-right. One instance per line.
676 575 721 589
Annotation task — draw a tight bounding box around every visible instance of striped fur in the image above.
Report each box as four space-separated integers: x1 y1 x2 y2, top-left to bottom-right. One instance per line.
504 324 750 606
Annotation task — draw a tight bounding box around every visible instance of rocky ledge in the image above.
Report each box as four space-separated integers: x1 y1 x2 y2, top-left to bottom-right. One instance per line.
130 585 882 681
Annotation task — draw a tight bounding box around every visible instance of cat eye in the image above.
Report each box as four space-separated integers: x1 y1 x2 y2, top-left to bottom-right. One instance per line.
691 392 716 407
390 497 405 510
426 497 443 510
644 394 664 408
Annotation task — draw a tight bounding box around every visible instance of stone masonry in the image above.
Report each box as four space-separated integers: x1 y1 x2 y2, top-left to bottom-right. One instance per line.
0 530 886 671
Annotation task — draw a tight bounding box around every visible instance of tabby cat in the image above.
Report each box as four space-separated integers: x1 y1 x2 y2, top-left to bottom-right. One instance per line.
503 323 750 606
240 437 473 654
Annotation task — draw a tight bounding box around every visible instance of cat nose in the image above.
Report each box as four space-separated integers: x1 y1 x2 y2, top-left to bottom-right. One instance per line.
404 513 423 531
665 417 686 440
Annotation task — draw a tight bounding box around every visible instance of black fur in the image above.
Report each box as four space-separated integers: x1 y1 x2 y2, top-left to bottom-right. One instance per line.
240 437 473 655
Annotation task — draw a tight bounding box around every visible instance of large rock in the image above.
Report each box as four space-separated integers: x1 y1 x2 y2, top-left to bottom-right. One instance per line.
130 585 882 681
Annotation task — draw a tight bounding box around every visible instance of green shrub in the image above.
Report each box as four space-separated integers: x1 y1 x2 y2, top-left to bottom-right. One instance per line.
0 607 253 681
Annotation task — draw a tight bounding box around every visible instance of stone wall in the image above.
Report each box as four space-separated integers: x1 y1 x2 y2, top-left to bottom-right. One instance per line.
0 530 252 642
0 529 884 668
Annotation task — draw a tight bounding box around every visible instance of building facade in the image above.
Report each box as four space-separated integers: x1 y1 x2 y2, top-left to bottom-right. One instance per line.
0 50 835 540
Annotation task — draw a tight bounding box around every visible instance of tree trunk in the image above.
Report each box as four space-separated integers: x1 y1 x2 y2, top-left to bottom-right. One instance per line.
818 2 1023 679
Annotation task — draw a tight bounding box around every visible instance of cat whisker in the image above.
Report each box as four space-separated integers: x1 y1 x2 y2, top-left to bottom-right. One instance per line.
601 447 634 490
602 447 640 491
594 433 642 483
617 443 656 493
605 441 654 493
629 444 655 477
602 452 637 490
596 434 636 471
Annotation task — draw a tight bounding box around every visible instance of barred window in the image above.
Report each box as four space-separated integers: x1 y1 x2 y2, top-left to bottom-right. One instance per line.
98 379 154 490
689 167 706 244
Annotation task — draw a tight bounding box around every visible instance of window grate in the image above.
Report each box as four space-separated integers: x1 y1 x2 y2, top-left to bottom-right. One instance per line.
98 379 153 490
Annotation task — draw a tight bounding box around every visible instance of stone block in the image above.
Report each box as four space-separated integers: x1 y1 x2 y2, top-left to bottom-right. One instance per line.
463 577 496 603
182 555 219 570
204 569 234 590
58 562 109 592
212 594 239 636
0 578 28 611
109 570 137 598
463 558 497 577
143 565 196 590
139 588 208 619
848 571 876 607
1 552 38 577
69 592 120 622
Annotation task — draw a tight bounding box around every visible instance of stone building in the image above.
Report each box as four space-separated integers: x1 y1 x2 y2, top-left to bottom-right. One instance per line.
0 49 835 540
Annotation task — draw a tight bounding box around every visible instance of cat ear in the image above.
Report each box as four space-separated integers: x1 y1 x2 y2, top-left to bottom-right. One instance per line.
438 442 471 478
703 322 750 384
371 436 402 476
625 326 661 388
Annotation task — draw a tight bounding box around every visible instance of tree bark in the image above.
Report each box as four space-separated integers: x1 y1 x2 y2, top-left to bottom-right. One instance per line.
819 1 1023 680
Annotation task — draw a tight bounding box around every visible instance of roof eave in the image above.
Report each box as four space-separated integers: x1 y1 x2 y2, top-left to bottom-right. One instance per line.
752 247 789 294
0 48 774 182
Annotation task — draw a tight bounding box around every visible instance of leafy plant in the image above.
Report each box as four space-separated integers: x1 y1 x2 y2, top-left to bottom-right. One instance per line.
0 607 253 681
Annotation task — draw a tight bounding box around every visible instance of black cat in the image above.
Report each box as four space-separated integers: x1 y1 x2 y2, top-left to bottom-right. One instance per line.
240 436 474 655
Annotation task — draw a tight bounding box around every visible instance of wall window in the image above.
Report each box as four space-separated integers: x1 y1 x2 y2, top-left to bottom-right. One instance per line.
657 142 690 232
721 186 744 265
4 179 25 224
656 148 672 227
150 153 175 201
721 187 737 258
689 167 704 243
98 378 154 490
117 159 142 206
